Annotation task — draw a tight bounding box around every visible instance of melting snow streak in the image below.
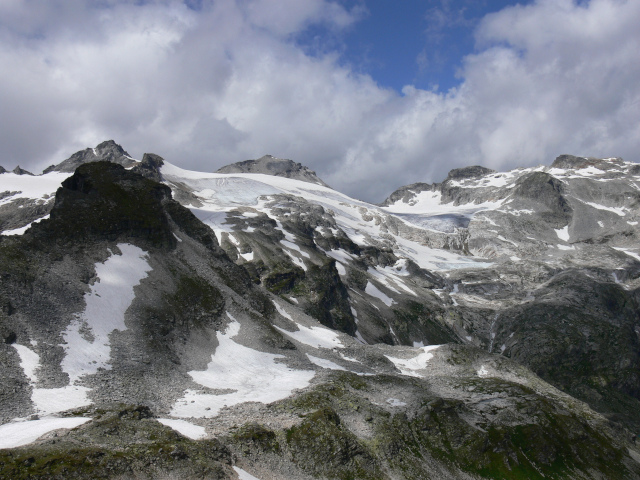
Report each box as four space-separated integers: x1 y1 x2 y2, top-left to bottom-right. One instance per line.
61 244 152 383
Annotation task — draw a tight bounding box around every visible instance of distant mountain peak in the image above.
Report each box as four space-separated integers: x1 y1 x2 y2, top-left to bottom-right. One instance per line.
43 140 137 174
12 165 34 176
551 154 624 170
216 155 330 187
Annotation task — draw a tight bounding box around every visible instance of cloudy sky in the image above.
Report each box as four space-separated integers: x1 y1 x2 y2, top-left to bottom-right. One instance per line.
1 0 638 202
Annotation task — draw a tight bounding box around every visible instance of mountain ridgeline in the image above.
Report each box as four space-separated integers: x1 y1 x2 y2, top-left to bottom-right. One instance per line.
0 143 639 479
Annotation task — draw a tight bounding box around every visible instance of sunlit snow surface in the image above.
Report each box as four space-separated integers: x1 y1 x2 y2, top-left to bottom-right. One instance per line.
170 313 315 418
0 172 68 208
0 417 91 449
61 244 152 383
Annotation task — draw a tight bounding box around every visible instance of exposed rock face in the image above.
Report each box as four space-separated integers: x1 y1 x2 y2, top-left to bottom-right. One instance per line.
216 154 329 187
379 182 434 207
43 139 137 174
33 162 177 248
511 171 573 226
132 152 164 182
0 166 6 174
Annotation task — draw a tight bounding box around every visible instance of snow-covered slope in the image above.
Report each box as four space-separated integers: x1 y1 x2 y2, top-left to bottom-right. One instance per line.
1 143 640 479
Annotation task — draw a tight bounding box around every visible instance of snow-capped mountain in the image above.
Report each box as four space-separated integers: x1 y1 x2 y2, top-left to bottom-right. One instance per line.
0 141 639 479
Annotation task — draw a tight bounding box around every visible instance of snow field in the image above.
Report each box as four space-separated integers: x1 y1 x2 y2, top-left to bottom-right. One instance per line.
170 313 315 418
0 172 68 208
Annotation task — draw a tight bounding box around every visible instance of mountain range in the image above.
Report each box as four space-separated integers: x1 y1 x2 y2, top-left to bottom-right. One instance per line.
0 140 639 479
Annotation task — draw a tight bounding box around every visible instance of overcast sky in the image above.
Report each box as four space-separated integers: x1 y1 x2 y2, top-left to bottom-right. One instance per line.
1 0 638 202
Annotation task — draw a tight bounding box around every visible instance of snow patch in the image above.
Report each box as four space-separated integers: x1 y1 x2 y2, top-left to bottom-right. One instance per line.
613 248 640 262
385 345 441 378
281 239 310 258
0 417 91 449
157 418 206 440
365 282 395 307
61 244 152 384
582 201 626 217
555 226 570 242
12 344 39 382
274 323 343 350
2 215 50 236
239 251 254 261
386 398 407 407
273 301 293 321
233 466 262 480
307 354 347 371
171 314 315 418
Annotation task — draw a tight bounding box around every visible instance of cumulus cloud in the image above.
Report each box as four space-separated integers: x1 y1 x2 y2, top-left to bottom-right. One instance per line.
0 0 638 202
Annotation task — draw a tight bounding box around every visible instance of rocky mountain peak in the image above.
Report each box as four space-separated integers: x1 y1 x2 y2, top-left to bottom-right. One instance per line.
30 161 177 248
11 166 34 176
551 154 624 170
43 140 137 174
446 165 495 181
0 166 6 174
131 152 165 182
216 154 329 187
379 182 434 206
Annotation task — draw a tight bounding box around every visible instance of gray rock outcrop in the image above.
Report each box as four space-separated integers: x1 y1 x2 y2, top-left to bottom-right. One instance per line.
43 139 137 174
217 154 329 187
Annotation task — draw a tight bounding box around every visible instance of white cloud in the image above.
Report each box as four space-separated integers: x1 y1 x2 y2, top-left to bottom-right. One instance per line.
0 0 638 203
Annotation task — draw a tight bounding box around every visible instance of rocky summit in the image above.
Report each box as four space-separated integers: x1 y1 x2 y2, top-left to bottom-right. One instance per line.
0 142 640 479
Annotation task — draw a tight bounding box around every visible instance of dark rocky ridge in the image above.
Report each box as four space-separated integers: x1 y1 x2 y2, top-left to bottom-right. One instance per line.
30 162 178 249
